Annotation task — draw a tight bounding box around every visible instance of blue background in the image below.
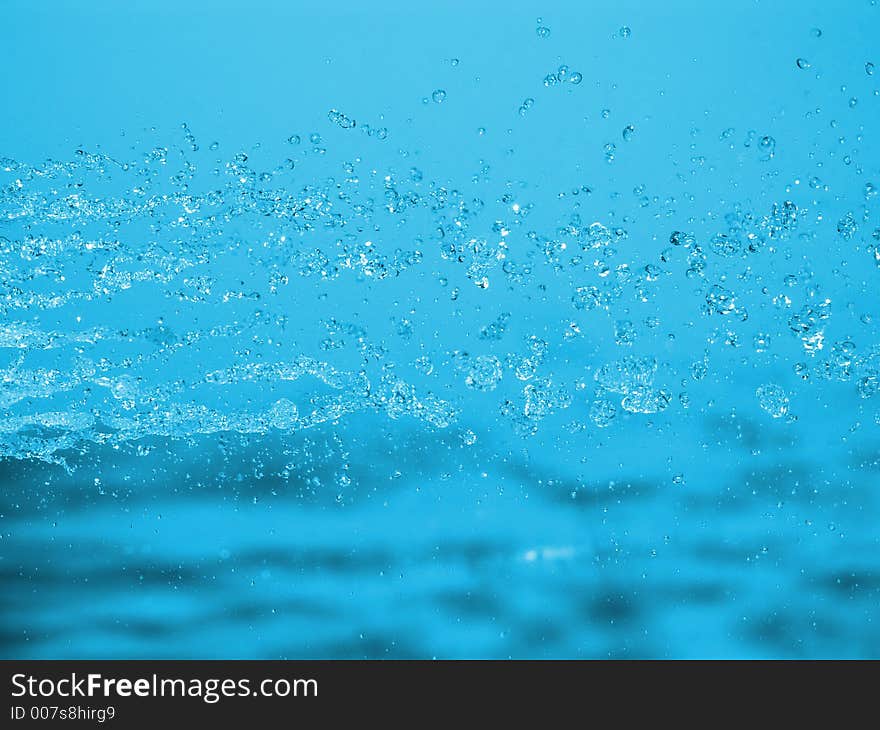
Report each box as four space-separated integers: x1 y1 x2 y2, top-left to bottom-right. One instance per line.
1 0 879 658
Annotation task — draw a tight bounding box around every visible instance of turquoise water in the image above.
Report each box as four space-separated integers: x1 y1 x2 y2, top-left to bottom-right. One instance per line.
1 0 879 658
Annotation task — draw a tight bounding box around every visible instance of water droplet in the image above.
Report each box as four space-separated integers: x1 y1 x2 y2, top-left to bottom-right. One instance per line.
618 26 631 38
464 355 503 391
328 109 356 129
759 135 776 160
837 212 858 240
756 384 790 419
867 61 875 76
536 26 551 39
569 71 583 85
614 319 636 346
590 398 617 428
432 89 447 104
622 124 635 141
753 333 771 352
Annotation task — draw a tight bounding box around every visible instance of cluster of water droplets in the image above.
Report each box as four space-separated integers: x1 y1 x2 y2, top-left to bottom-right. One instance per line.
1 22 879 471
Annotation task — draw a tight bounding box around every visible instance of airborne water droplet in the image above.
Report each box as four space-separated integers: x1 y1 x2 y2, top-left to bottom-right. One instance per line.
756 384 790 419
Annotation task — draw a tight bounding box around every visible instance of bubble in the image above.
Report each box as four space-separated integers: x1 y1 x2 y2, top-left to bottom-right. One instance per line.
704 284 742 317
753 333 772 352
465 355 504 391
569 71 583 85
859 373 880 399
536 26 551 39
327 109 356 129
796 58 810 69
618 26 631 38
595 356 658 395
756 384 790 419
479 313 511 341
672 474 685 485
431 89 447 104
837 212 858 240
622 124 635 141
450 58 460 67
590 398 616 428
866 61 875 76
509 377 571 429
309 132 322 144
621 388 671 415
414 356 434 376
572 285 606 310
518 98 535 116
824 340 857 382
268 398 299 429
670 231 695 247
614 319 636 346
810 27 822 38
